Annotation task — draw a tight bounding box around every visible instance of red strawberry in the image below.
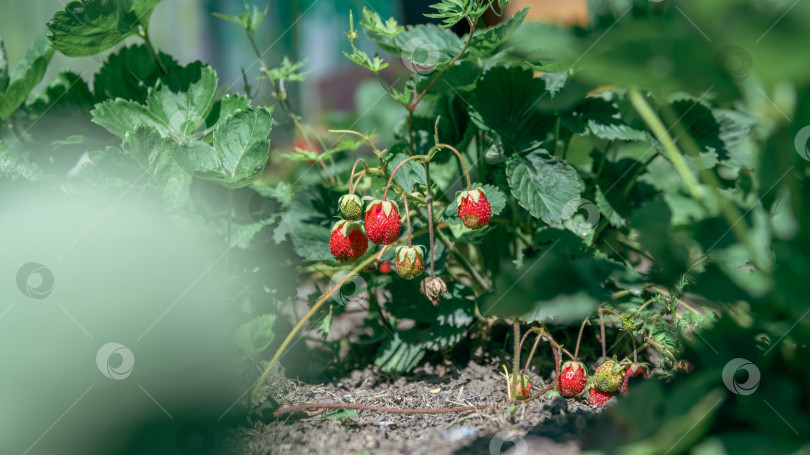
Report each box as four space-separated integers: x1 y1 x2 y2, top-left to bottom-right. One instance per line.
619 363 649 394
338 194 363 220
677 360 693 373
457 188 491 230
364 200 402 245
592 361 625 393
378 261 392 274
589 387 613 408
557 361 587 397
329 220 368 264
394 245 425 280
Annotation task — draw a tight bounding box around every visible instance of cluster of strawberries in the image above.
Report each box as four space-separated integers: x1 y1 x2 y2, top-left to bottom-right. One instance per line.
556 360 650 408
328 188 492 280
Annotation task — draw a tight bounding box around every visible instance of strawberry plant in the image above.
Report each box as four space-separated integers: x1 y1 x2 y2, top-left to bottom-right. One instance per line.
3 0 810 453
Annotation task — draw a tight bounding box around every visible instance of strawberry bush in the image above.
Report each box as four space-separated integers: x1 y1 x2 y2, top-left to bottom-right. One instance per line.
3 0 810 453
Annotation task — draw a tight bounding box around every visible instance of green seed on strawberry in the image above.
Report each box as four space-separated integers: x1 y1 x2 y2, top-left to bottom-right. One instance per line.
457 188 491 230
592 361 625 393
338 194 363 220
557 361 587 397
329 220 368 264
394 245 425 280
364 199 402 245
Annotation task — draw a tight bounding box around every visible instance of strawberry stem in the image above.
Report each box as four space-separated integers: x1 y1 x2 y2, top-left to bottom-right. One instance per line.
574 315 590 360
433 143 472 191
348 158 364 193
511 322 521 402
402 194 413 247
383 155 426 201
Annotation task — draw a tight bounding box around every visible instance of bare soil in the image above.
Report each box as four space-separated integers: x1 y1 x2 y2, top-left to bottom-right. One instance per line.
230 360 604 455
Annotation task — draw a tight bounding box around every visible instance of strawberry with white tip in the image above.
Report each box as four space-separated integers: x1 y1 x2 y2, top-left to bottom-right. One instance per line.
329 220 368 264
457 188 491 230
394 245 425 280
364 199 402 245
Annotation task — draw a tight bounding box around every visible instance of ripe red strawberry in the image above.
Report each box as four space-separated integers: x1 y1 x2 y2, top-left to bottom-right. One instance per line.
457 188 491 230
364 199 402 245
589 387 613 408
338 194 363 220
378 261 392 274
619 363 649 394
329 220 368 264
394 245 425 280
557 361 587 397
592 361 625 393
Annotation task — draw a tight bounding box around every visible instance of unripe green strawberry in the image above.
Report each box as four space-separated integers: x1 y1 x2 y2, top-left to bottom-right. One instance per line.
457 188 491 230
503 369 532 400
592 361 625 393
557 361 587 397
588 387 613 408
338 194 363 220
364 199 402 245
394 245 425 280
329 220 368 264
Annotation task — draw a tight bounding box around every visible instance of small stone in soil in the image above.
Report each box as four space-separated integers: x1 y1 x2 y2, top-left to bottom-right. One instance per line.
442 427 477 441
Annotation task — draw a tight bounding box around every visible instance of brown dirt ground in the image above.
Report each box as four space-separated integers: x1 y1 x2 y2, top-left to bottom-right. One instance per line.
229 360 607 455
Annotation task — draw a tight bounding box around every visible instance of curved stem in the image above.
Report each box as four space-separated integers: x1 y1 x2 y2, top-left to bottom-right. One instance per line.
275 402 492 416
140 27 166 74
521 330 544 375
250 226 441 406
574 315 590 360
348 159 364 192
402 194 413 247
434 143 472 191
410 19 477 110
383 155 426 200
351 170 367 194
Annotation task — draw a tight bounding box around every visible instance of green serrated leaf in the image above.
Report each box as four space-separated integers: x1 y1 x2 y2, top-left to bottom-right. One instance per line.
92 98 168 138
93 44 181 103
234 314 277 356
0 32 54 119
467 7 529 58
506 151 584 224
46 0 150 57
0 143 46 181
444 183 506 226
562 98 647 141
212 11 251 28
359 7 404 37
343 48 388 74
469 67 556 153
174 107 272 188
